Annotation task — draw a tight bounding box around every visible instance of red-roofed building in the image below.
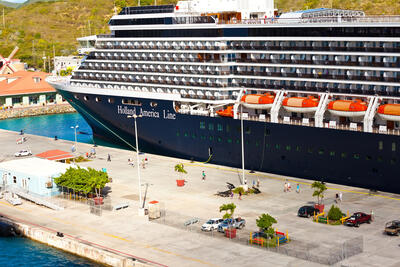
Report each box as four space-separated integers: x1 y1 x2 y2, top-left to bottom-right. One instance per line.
0 71 65 108
35 149 74 163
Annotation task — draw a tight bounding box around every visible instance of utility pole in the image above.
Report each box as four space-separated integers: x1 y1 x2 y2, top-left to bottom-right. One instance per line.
2 8 5 29
42 51 46 72
53 45 56 74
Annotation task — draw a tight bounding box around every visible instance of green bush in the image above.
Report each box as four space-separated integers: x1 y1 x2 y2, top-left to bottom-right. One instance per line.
328 205 343 221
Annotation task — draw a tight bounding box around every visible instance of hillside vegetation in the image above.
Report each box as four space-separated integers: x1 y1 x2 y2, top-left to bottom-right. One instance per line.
0 0 399 70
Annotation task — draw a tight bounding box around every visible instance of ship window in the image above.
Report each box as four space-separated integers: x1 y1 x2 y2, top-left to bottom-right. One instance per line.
201 135 206 140
366 155 372 160
286 145 291 151
13 176 16 183
330 151 335 157
84 96 89 101
296 146 301 152
217 137 222 142
392 142 396 152
377 156 383 162
256 141 260 147
208 123 214 131
391 158 396 165
307 148 313 154
150 101 158 107
217 124 223 131
227 138 232 143
245 126 251 134
200 121 205 129
176 131 180 137
275 144 281 150
192 133 197 139
246 140 249 145
184 132 188 137
108 98 114 104
265 129 270 136
122 99 142 106
236 140 240 144
74 94 79 100
95 97 101 102
318 149 324 155
341 152 347 158
226 125 230 132
378 141 383 150
353 153 360 159
209 136 214 141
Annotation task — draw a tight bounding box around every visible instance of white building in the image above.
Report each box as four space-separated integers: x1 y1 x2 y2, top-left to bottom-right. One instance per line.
54 56 82 74
0 158 72 197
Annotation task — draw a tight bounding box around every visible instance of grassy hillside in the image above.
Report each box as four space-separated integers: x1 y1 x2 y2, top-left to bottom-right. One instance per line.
0 0 399 70
0 1 19 8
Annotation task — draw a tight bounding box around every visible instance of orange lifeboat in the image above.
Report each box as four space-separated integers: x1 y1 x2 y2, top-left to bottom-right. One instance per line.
282 96 319 113
327 99 368 117
377 104 400 121
216 105 234 117
241 93 275 110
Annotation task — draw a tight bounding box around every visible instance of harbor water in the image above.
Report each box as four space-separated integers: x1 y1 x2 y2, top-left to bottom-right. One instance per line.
0 113 93 144
0 236 102 266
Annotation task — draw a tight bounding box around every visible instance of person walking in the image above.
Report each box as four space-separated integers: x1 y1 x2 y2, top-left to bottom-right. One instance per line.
257 178 260 188
202 170 206 181
284 182 287 192
230 191 234 199
239 190 242 200
296 183 300 193
252 180 255 188
107 153 111 162
339 192 343 203
287 181 291 192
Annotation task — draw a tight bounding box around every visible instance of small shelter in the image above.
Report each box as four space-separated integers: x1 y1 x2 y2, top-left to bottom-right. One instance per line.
35 149 74 163
0 158 72 197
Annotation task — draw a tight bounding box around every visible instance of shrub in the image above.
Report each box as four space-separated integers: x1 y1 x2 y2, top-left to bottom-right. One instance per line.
328 205 343 221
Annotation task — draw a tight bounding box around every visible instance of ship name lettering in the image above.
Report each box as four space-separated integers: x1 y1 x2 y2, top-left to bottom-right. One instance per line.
140 108 160 118
163 110 176 120
117 105 136 115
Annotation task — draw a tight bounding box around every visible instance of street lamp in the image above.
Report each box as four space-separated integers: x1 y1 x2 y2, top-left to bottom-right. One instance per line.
127 114 144 216
240 105 245 185
70 125 79 153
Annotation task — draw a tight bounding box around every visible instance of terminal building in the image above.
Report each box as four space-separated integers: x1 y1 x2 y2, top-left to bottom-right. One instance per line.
0 71 66 108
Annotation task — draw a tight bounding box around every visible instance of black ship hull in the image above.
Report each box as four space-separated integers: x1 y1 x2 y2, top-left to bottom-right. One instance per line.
60 89 400 194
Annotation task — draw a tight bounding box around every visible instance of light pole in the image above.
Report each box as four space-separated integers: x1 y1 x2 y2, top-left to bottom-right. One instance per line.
127 114 144 215
240 104 245 185
70 125 79 152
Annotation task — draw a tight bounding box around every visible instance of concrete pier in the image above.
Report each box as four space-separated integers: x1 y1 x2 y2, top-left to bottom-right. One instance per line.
0 129 400 267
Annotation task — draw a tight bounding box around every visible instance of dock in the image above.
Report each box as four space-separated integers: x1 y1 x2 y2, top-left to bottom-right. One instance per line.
0 128 399 267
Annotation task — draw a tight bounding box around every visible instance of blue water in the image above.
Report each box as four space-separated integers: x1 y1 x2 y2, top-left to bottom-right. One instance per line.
0 237 101 266
0 113 94 144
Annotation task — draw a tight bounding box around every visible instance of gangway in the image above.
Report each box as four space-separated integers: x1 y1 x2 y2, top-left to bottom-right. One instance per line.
4 185 64 211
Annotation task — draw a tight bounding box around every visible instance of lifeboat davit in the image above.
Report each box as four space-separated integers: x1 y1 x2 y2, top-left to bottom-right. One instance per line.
377 104 400 121
328 99 368 117
241 93 275 110
282 96 319 113
216 105 234 117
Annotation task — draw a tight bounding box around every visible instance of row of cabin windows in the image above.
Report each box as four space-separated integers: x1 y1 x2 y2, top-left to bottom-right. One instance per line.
199 122 250 134
75 95 147 106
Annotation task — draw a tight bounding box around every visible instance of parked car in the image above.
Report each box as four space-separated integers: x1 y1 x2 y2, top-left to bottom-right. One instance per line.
201 218 223 231
384 220 400 235
298 205 320 218
345 212 371 227
14 149 32 157
217 218 246 233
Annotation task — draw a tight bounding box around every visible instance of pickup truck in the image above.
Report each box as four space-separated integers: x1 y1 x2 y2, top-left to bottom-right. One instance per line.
345 212 371 227
217 218 246 233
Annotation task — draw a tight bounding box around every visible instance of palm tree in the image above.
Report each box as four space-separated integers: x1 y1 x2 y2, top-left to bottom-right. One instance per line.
174 163 187 180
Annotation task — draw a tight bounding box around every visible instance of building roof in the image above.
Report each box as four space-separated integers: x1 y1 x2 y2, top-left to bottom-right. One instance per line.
0 71 55 97
35 149 74 161
0 157 72 178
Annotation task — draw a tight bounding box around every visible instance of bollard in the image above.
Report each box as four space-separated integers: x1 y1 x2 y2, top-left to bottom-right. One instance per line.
286 230 289 242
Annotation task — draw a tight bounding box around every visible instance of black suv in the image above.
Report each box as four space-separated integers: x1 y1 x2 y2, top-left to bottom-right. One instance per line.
298 206 320 218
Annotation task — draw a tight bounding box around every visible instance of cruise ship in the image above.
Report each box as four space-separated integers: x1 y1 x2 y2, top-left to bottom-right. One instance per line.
47 0 400 193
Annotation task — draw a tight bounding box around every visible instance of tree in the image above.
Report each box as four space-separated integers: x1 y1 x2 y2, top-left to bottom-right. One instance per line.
174 163 187 180
219 203 236 219
311 181 327 204
54 166 109 197
256 213 277 237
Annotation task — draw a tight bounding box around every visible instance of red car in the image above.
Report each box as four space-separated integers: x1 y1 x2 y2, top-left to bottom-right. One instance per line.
345 212 371 227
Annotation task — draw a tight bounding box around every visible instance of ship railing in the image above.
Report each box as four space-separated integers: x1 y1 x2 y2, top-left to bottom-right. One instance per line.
46 75 70 84
372 127 400 136
218 16 400 25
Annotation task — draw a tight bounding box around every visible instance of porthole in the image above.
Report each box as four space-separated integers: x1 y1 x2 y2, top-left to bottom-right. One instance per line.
95 97 101 102
74 94 79 100
84 96 89 101
150 101 158 107
108 98 114 104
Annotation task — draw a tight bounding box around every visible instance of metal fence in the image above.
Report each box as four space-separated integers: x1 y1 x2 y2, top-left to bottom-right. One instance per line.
151 208 364 265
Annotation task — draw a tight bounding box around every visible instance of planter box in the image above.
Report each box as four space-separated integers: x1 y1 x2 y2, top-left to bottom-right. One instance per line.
314 204 325 212
176 179 185 187
225 228 237 238
94 197 103 205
